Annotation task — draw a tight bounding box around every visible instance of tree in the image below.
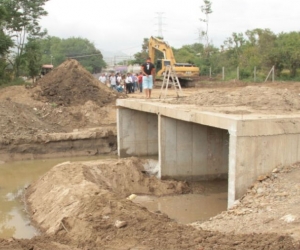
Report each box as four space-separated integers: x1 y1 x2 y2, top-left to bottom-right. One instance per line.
0 5 14 84
223 32 246 68
133 38 149 65
1 0 48 76
38 36 106 73
24 37 42 82
273 32 300 77
0 6 13 55
245 28 276 70
173 44 201 65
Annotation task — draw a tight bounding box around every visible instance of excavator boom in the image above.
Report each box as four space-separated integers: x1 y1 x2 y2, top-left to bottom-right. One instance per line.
148 36 200 82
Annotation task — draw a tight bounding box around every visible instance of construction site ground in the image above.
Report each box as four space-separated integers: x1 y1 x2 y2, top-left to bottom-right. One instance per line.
0 59 300 249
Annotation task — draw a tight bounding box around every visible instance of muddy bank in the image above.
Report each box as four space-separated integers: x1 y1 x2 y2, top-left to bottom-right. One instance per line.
0 127 117 162
192 163 300 241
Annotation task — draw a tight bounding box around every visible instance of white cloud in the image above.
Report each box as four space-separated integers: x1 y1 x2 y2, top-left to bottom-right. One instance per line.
39 0 300 56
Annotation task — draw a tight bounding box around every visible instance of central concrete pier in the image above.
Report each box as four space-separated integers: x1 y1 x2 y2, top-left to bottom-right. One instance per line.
117 99 300 207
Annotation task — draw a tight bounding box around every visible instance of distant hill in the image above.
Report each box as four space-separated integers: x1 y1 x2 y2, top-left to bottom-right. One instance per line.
101 50 133 66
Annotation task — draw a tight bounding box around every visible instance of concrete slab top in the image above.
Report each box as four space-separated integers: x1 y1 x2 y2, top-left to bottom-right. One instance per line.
117 99 300 136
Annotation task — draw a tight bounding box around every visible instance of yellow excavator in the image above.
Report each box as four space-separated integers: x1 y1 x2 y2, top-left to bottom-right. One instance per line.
148 36 200 86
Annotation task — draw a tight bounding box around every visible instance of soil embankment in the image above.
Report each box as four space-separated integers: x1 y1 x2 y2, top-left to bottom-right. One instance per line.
0 59 123 161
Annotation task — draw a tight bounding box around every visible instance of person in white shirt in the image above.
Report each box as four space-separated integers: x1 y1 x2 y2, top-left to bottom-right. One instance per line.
99 73 106 84
109 73 117 91
116 73 122 86
125 73 133 94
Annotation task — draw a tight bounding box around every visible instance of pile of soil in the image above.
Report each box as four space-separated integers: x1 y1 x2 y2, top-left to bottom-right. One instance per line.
14 158 297 250
32 59 125 107
192 163 300 241
0 60 121 142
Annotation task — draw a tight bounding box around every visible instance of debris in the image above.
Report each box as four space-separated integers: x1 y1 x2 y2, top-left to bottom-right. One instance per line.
114 220 127 228
280 214 296 223
127 194 137 200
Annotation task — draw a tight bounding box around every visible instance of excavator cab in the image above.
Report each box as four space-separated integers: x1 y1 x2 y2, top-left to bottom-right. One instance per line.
41 64 53 76
155 59 171 75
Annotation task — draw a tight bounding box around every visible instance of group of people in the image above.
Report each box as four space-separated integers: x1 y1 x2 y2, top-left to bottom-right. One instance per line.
98 57 155 99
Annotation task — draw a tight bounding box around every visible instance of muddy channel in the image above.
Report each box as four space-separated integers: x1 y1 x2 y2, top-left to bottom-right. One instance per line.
0 156 227 240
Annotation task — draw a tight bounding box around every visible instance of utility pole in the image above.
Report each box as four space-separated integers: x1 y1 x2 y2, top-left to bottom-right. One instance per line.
155 12 165 39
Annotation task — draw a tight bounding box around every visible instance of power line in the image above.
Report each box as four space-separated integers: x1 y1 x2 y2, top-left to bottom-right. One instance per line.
66 53 102 59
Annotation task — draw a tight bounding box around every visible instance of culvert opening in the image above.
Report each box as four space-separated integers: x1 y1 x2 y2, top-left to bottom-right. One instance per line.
118 108 230 218
132 179 228 224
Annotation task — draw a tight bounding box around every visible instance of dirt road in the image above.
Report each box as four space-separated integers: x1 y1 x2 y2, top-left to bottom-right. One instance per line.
0 60 300 249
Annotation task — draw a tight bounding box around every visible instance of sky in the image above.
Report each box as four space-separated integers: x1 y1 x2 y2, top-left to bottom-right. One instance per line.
39 0 300 59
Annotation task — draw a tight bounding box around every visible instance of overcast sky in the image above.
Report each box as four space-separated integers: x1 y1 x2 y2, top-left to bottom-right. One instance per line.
40 0 300 57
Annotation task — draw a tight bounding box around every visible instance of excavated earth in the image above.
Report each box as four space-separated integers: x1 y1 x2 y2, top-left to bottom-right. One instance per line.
0 60 300 249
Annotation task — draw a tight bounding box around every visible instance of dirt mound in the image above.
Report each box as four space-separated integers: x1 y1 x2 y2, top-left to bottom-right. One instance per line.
32 59 124 107
192 163 300 241
165 83 300 114
21 158 297 250
0 100 61 140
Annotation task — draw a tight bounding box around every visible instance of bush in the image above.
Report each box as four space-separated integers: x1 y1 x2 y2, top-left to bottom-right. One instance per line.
0 77 25 88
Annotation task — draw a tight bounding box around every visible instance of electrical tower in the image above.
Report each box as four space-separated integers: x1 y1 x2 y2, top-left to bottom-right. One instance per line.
155 12 165 39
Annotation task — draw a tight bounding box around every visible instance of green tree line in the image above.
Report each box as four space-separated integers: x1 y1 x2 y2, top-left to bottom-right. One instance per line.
132 29 300 81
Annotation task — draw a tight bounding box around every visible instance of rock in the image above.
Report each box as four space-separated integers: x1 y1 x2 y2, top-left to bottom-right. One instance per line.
233 200 240 206
256 187 265 194
127 194 137 201
280 214 296 223
114 220 127 228
257 175 269 181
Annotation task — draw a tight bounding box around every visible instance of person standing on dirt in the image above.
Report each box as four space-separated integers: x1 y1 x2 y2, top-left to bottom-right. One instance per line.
99 73 106 84
116 73 122 87
125 73 133 94
109 73 117 91
137 72 143 93
131 73 138 92
141 57 155 99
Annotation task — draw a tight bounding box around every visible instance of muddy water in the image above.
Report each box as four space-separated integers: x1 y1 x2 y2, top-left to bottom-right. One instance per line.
0 155 115 239
0 157 228 239
134 180 228 224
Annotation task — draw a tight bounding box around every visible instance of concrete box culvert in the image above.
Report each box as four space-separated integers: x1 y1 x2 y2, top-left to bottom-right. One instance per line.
117 99 300 207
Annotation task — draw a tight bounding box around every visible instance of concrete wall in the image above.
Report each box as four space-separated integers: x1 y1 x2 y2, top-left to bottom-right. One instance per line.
229 133 300 204
117 108 158 157
159 116 229 180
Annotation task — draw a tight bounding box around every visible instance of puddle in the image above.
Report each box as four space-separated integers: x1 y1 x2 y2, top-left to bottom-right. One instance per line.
133 180 228 224
0 155 116 239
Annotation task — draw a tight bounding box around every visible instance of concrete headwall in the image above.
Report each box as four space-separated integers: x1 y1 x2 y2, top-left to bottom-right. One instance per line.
229 121 300 204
